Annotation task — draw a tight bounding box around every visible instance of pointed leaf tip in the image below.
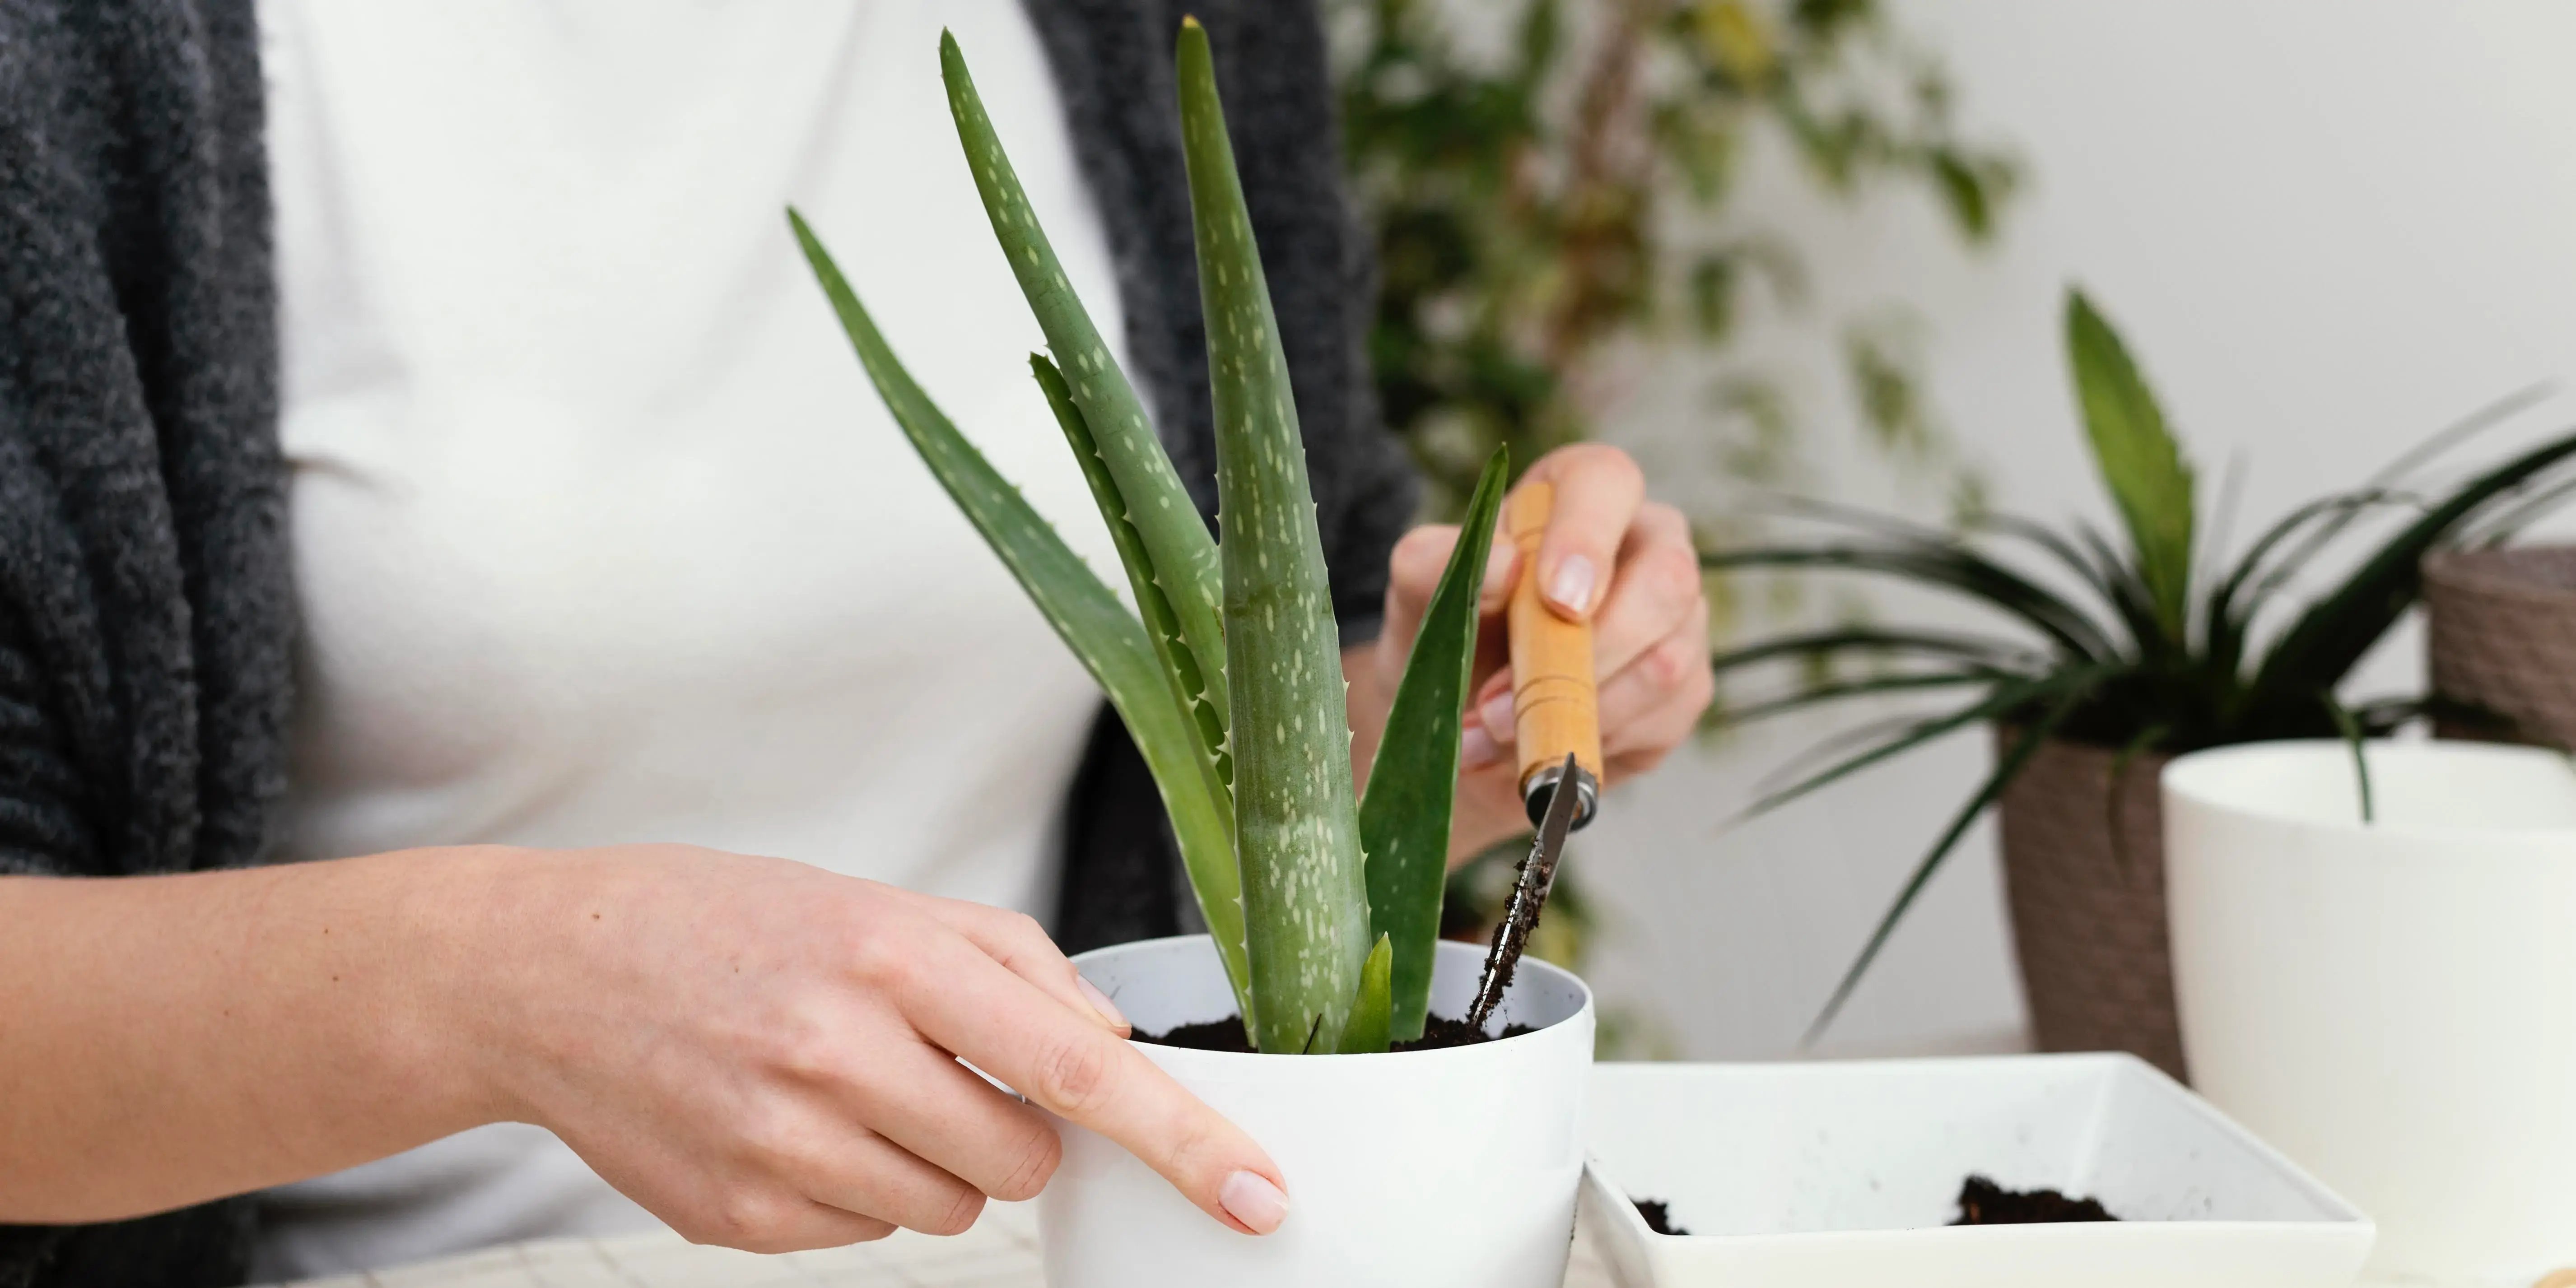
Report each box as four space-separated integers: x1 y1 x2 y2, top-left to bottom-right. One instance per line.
1361 446 1508 1040
2063 284 2194 644
1335 934 1394 1054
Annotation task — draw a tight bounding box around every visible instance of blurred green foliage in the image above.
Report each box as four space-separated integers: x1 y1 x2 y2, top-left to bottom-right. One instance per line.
1332 0 2018 518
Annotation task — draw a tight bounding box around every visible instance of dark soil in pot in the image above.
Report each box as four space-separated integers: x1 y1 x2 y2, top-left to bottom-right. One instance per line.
1134 1014 1535 1053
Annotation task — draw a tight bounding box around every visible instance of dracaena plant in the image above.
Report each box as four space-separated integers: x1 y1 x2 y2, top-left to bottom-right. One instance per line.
1710 285 2576 1036
789 22 1503 1055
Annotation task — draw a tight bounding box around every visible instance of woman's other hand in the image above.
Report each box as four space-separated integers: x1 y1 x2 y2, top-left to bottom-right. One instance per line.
469 846 1288 1248
1351 443 1714 864
0 848 1286 1249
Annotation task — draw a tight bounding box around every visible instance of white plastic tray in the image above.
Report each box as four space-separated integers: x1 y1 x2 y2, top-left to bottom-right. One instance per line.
1580 1054 2374 1288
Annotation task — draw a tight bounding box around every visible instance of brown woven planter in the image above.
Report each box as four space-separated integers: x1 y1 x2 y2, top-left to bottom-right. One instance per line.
1992 731 2188 1081
2424 546 2576 749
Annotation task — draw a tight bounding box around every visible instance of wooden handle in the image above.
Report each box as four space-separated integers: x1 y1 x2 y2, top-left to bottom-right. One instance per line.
1506 482 1603 799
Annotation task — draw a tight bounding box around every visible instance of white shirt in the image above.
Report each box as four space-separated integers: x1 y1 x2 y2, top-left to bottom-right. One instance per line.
252 2 1131 1276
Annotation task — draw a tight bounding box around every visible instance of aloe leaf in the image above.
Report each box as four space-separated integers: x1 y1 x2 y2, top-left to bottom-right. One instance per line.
1030 355 1251 1017
940 32 1229 734
1359 447 1508 1040
1031 354 1234 796
2066 288 2196 642
1178 18 1372 1054
1335 934 1396 1055
788 213 1254 1020
1803 678 2096 1044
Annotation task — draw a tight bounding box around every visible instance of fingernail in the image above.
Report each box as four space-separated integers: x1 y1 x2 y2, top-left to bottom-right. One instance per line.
1479 692 1516 743
1460 725 1501 768
1076 977 1129 1033
1547 554 1598 616
1220 1170 1289 1235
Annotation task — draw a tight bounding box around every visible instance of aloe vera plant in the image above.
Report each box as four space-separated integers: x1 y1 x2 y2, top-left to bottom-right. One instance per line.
1711 286 2576 1037
791 21 1509 1053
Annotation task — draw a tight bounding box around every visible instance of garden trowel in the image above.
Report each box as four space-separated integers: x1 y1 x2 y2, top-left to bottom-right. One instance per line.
1467 481 1603 1032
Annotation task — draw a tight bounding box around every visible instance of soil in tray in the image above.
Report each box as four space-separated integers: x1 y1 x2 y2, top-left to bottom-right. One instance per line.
1628 1176 2118 1237
1134 1014 1534 1053
1630 1198 1687 1236
1951 1175 2119 1224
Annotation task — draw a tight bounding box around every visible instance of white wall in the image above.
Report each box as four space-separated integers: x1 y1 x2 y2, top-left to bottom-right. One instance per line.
1584 0 2576 1060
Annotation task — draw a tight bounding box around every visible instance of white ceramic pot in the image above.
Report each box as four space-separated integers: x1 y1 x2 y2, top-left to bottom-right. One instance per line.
1581 1055 2373 1288
2164 740 2576 1285
1041 934 1594 1288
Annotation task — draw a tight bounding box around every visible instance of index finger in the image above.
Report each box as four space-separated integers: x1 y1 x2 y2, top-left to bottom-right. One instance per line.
895 933 1289 1236
1519 444 1644 622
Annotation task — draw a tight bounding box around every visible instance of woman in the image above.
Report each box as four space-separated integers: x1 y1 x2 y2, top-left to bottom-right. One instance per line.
0 1 1714 1284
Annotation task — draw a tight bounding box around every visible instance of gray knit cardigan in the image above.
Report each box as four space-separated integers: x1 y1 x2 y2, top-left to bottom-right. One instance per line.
0 2 1412 1283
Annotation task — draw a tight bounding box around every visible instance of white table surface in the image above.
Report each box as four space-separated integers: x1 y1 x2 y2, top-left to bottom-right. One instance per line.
274 1200 1623 1288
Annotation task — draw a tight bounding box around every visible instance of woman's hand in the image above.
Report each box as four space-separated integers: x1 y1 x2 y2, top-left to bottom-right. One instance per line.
1348 443 1714 864
0 847 1288 1249
466 846 1289 1248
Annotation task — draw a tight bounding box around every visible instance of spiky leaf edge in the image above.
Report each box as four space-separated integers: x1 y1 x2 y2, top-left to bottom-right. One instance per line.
1179 17 1374 1054
940 32 1230 737
1031 355 1253 1023
1359 447 1509 1039
789 211 1253 1022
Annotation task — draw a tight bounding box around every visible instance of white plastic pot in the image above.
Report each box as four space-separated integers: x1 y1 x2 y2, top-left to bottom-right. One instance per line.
1040 934 1594 1288
2165 740 2576 1284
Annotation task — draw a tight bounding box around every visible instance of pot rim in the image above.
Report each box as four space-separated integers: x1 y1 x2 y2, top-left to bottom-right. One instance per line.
1071 933 1595 1065
2163 738 2576 844
2424 543 2576 604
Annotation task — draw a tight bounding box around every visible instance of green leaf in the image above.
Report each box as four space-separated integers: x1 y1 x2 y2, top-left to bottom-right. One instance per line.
1335 934 1396 1054
1703 544 2115 661
1360 447 1508 1040
2065 288 2196 642
1179 18 1374 1055
788 212 1255 1021
1803 678 2098 1044
1740 666 2112 822
2204 487 2408 680
1030 355 1233 794
2324 698 2375 824
2247 426 2576 714
1717 669 2006 728
1710 625 2037 677
940 31 1230 734
1029 355 1252 1023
